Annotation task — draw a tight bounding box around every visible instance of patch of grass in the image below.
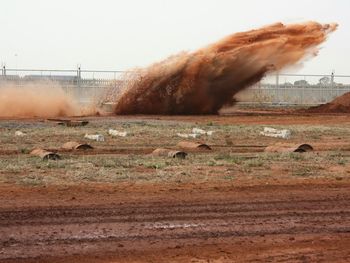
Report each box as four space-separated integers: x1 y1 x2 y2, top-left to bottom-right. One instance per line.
4 164 22 174
20 148 30 154
214 153 244 165
145 162 166 169
84 156 134 168
337 159 347 166
243 158 264 168
142 159 169 169
324 152 348 165
214 153 231 161
208 160 217 166
94 158 119 168
292 167 313 177
287 153 305 161
45 160 68 169
20 175 45 186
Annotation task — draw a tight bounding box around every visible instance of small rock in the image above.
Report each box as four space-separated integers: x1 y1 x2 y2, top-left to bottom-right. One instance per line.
108 129 127 137
15 131 26 137
84 134 105 142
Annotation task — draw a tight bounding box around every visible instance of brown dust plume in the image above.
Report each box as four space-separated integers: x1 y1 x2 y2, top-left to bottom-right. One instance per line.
0 83 83 118
113 22 337 115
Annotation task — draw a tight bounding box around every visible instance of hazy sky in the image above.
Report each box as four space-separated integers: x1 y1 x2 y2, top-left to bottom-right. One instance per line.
0 0 349 75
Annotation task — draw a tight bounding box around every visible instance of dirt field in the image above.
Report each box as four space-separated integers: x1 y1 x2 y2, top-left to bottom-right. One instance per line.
1 110 350 262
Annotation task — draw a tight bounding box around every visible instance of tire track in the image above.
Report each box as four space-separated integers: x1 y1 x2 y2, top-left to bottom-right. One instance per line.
1 196 350 261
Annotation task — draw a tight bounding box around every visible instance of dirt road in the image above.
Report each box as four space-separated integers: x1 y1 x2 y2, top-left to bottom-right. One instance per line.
1 182 350 262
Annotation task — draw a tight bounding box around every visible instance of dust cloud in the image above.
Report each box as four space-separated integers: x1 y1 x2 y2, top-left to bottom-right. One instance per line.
0 82 88 118
113 22 337 115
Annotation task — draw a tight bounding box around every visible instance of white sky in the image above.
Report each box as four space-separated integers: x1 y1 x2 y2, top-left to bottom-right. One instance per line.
0 0 349 75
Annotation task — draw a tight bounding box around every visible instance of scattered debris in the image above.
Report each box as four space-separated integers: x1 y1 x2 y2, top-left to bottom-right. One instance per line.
265 143 313 153
176 128 213 139
84 134 105 142
15 131 26 137
152 148 187 159
108 129 128 137
177 133 200 139
260 127 291 139
47 119 89 127
192 128 214 136
177 141 211 150
62 141 93 151
30 148 61 160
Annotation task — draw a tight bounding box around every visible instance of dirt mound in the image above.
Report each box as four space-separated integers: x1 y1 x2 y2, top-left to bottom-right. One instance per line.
307 92 350 113
113 22 337 115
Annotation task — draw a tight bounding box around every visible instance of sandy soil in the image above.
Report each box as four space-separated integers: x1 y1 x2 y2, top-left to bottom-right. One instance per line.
1 111 350 262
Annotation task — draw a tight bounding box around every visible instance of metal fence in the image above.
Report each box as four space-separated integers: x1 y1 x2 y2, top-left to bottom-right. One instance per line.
1 67 350 106
235 73 350 105
0 67 124 104
0 68 124 86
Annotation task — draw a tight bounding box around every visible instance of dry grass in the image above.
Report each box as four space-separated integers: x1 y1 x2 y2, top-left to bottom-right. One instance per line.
1 119 350 186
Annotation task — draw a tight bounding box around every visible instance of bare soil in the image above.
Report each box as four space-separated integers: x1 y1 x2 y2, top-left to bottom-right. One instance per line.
1 111 350 262
1 181 350 263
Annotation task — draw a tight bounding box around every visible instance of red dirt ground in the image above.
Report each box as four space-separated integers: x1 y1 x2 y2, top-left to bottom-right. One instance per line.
4 108 350 125
0 180 350 263
1 112 350 262
49 111 350 125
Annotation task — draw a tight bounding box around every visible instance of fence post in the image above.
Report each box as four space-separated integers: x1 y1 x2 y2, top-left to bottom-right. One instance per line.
302 83 306 105
114 72 116 88
275 73 280 103
77 66 81 87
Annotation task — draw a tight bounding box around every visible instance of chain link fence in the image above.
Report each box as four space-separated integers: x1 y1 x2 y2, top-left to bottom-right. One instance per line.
0 68 125 105
1 67 350 106
236 73 350 106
